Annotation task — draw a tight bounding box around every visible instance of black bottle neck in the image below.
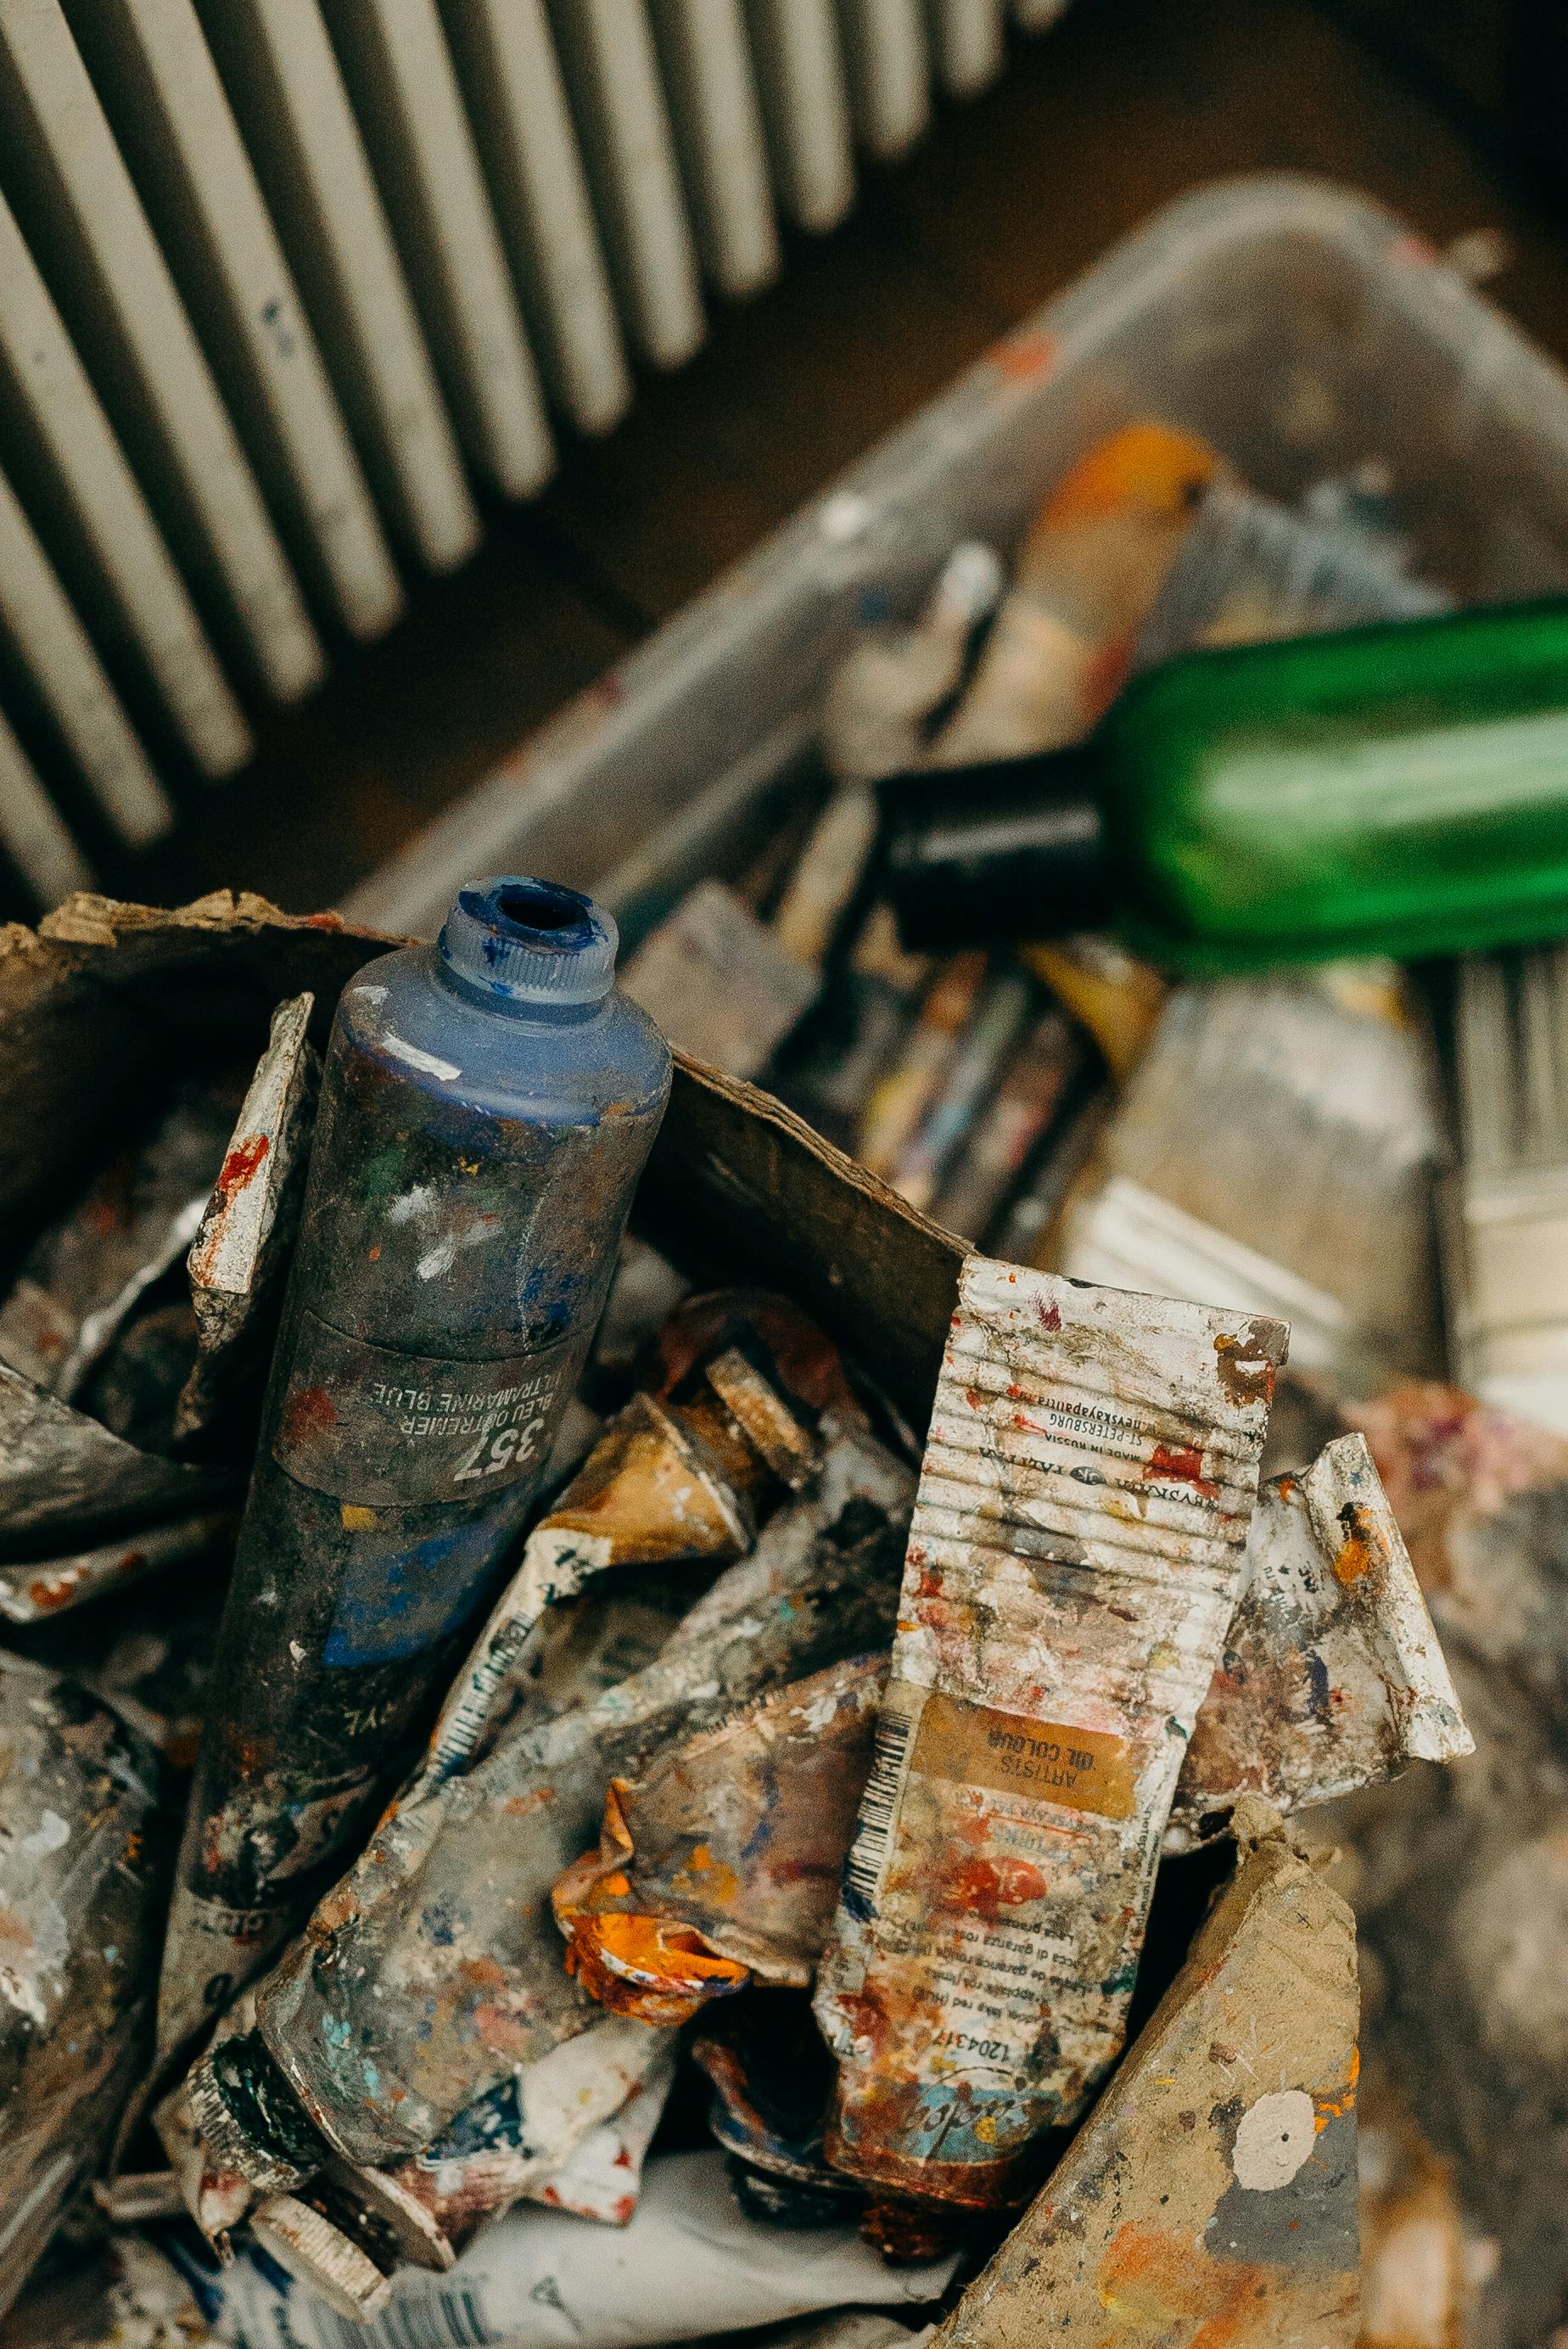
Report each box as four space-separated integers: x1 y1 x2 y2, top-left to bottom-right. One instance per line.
875 744 1114 953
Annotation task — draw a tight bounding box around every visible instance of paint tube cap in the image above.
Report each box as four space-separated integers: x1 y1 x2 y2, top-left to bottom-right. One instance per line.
440 877 619 1008
875 750 1114 952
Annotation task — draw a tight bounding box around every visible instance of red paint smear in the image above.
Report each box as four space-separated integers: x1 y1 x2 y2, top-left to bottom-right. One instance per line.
217 1131 270 1198
945 1855 1047 1921
1146 1441 1219 1500
1037 1297 1061 1331
303 910 344 929
992 328 1056 384
280 1382 336 1447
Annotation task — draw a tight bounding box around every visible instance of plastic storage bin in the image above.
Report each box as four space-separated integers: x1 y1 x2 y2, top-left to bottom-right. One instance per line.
349 175 1568 944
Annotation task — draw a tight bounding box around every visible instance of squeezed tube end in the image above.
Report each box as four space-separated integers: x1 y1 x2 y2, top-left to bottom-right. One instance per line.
185 2029 333 2195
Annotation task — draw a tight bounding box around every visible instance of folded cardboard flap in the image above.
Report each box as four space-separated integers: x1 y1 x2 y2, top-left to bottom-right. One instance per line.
0 895 961 1428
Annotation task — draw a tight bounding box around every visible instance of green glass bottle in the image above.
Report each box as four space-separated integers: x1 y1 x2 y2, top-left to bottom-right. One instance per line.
878 598 1568 971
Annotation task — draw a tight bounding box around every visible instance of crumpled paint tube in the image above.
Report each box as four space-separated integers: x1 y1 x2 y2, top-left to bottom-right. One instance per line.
0 1652 171 2319
157 1513 814 2265
553 1653 888 2022
815 1256 1286 2212
367 2018 677 2264
927 1802 1359 2349
547 1433 1469 2025
174 993 320 1455
1168 1431 1472 1846
0 1508 233 1625
216 2027 679 2316
179 1427 913 2193
423 1291 844 1786
165 2150 957 2349
155 1990 269 2253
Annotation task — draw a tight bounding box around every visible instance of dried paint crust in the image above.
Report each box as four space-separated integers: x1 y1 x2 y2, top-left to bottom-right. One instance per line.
931 1802 1358 2349
815 1255 1286 2211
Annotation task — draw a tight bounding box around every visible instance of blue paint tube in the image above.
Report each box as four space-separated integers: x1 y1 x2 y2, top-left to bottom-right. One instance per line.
156 878 671 2064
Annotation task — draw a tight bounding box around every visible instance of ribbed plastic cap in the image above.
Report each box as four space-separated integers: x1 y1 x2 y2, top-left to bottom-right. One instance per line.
439 876 619 1007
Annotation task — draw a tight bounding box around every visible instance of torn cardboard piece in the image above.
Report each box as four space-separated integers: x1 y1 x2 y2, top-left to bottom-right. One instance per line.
175 991 320 1452
931 1802 1358 2349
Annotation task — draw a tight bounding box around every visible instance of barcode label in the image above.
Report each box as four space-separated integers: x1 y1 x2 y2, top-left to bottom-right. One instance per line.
841 1694 917 1919
324 2283 498 2348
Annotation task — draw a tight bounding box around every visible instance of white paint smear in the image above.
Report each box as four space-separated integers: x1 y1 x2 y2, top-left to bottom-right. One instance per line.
383 1035 461 1083
1232 2088 1318 2190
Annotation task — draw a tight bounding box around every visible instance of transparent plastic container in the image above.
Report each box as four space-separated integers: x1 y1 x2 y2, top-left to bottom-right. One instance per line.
350 176 1568 944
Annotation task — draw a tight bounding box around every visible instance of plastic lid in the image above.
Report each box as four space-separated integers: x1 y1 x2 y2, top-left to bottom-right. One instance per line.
876 748 1115 952
439 876 619 1007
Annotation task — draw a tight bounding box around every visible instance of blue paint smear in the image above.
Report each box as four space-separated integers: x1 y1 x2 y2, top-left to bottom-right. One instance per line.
428 2073 527 2160
323 1516 509 1666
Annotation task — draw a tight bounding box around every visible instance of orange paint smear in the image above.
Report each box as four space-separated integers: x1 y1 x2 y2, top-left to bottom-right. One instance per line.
991 328 1056 384
1332 1505 1378 1587
562 1909 748 2027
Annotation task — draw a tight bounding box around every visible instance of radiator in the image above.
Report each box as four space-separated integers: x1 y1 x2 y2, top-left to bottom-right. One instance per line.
0 0 1071 913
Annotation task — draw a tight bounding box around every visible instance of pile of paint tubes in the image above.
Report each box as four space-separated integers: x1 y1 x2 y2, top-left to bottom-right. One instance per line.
0 421 1561 2349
